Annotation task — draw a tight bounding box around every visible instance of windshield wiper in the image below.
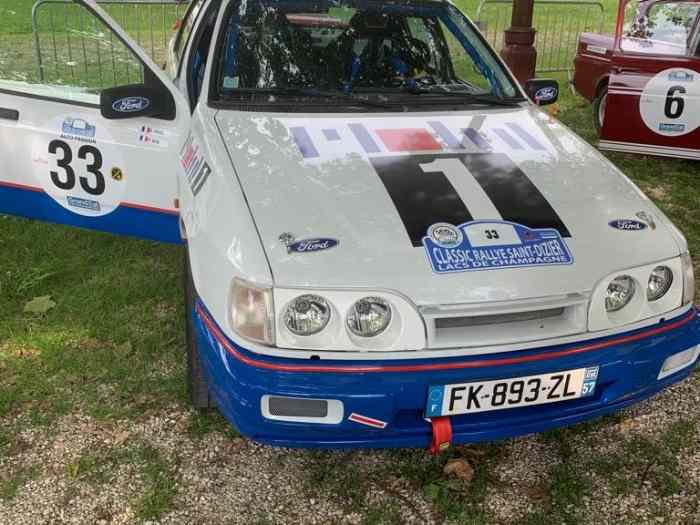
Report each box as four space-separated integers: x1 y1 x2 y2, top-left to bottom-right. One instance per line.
223 88 397 110
399 86 524 107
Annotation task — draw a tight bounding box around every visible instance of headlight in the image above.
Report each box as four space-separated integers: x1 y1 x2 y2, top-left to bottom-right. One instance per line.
647 266 673 301
682 253 696 306
605 275 636 312
230 278 275 345
283 295 331 336
346 297 392 337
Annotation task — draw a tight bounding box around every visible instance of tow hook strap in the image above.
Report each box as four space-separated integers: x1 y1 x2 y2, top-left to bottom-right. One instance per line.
429 417 453 454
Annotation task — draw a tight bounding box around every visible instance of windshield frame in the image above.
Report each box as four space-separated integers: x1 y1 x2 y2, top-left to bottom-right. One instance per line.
207 0 525 111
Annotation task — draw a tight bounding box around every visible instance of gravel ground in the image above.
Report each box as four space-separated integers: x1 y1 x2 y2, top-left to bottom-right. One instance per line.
1 370 699 525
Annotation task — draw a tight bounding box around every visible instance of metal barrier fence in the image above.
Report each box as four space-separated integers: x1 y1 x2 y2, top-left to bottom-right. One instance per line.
32 0 190 84
475 0 605 73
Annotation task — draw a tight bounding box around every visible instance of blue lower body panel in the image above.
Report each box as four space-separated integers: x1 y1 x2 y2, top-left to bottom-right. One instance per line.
0 182 181 243
194 302 700 449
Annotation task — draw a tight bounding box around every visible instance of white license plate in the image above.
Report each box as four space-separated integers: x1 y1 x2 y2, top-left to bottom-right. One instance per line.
425 367 599 417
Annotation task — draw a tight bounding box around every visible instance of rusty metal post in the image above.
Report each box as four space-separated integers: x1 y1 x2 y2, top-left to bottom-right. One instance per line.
501 0 537 84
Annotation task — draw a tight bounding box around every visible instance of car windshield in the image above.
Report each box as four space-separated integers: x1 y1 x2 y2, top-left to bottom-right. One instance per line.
213 0 520 105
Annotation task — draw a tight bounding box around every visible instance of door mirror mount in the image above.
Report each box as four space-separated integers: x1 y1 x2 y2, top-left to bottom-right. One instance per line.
100 84 175 120
524 79 559 106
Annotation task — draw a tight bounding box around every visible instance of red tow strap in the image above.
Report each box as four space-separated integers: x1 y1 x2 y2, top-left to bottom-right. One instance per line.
429 417 453 454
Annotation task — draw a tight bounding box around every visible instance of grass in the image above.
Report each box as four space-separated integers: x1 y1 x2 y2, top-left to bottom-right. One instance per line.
1 1 699 523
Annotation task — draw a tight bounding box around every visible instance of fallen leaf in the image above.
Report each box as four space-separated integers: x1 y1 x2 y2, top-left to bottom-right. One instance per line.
443 457 474 484
547 103 560 117
23 295 56 314
113 430 130 446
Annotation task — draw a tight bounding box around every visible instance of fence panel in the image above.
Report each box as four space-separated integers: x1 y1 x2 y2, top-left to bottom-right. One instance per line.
475 0 605 73
29 0 190 86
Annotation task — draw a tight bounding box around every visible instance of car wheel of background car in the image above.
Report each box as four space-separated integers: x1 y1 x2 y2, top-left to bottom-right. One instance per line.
593 86 608 135
183 247 214 410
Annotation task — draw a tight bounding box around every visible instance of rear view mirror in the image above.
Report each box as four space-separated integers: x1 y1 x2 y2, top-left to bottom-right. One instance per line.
100 84 175 120
524 79 559 106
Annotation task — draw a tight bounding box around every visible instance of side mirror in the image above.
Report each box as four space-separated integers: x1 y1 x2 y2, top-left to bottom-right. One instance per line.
100 84 175 120
524 79 559 106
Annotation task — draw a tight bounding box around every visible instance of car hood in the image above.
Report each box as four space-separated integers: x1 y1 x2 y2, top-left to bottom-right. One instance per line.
215 106 682 306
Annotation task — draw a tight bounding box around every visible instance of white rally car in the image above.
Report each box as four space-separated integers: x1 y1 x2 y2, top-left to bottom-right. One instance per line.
0 0 698 450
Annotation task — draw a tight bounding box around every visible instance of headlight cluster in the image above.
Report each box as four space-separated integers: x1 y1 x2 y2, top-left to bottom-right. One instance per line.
590 256 690 331
230 285 425 352
604 266 675 313
284 295 392 338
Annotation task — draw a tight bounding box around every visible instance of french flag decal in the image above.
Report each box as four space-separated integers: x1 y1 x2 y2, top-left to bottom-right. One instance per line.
348 413 388 429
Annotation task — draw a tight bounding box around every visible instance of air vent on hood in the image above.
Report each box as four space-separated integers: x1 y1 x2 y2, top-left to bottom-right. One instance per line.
421 294 588 350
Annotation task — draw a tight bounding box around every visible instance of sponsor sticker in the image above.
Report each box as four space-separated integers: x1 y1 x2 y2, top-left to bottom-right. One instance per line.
587 44 608 55
423 220 573 274
659 123 685 133
348 413 387 429
180 135 211 195
138 126 169 148
61 117 96 143
66 195 101 212
668 71 694 82
608 219 648 231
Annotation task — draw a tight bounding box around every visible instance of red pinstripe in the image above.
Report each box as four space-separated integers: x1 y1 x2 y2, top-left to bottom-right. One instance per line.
195 303 696 374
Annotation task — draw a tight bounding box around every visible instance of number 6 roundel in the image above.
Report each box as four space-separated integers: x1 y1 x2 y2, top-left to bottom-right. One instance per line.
640 68 700 138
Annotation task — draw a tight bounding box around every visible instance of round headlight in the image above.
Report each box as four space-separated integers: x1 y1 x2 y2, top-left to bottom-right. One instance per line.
347 297 392 337
647 266 673 301
283 295 330 336
605 275 636 312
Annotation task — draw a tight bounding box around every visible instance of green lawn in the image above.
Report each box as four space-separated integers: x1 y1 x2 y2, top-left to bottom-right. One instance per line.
1 2 699 524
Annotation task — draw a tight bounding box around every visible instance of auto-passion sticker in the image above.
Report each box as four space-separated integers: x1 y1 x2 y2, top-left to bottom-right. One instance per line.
423 220 573 274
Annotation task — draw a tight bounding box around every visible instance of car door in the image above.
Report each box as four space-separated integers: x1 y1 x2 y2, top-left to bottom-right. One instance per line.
0 0 191 243
601 0 700 159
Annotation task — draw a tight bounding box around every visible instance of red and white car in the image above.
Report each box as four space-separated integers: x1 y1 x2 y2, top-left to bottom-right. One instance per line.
573 0 700 159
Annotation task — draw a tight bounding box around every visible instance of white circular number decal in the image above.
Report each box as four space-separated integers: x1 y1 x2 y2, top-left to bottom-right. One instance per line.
32 116 126 217
640 68 700 137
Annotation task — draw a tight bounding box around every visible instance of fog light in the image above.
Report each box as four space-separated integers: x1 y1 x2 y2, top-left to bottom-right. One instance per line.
260 395 343 424
658 346 699 379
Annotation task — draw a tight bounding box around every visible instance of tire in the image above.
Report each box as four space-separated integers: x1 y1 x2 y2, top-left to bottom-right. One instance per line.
183 247 214 409
593 85 608 135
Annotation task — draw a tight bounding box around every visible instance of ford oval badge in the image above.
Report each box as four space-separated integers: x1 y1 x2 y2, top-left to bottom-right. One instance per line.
535 86 558 103
287 238 339 254
609 219 648 231
112 96 150 113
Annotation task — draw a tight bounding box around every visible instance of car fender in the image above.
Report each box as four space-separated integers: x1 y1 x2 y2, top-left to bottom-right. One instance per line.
179 104 274 340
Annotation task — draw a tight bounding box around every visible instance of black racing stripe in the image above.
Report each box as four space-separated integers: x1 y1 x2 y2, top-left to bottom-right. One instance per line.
462 153 571 238
371 155 473 247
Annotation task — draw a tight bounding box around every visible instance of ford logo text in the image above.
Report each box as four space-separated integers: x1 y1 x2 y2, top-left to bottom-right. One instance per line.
112 96 151 113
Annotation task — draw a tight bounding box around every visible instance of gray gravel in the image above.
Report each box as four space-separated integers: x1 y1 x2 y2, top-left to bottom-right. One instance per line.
1 370 699 524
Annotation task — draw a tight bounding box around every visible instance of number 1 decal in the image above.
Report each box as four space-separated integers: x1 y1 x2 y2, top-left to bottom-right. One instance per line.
371 153 570 247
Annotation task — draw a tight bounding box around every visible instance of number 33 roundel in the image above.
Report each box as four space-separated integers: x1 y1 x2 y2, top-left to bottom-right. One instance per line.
640 68 700 137
31 115 127 217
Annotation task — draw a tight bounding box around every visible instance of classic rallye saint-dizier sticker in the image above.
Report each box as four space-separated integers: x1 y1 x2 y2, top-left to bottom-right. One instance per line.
423 220 573 274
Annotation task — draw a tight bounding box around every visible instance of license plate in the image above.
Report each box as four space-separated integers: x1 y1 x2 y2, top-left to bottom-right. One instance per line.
425 366 599 417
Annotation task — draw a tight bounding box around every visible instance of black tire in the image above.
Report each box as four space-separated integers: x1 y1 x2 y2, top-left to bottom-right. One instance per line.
183 247 214 409
593 85 608 136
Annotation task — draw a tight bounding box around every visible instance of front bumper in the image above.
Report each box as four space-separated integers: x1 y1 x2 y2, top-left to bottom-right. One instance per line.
194 302 700 449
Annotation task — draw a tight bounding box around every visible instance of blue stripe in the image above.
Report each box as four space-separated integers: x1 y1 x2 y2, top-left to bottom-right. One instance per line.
348 123 381 153
290 127 319 159
428 121 462 149
0 184 181 244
